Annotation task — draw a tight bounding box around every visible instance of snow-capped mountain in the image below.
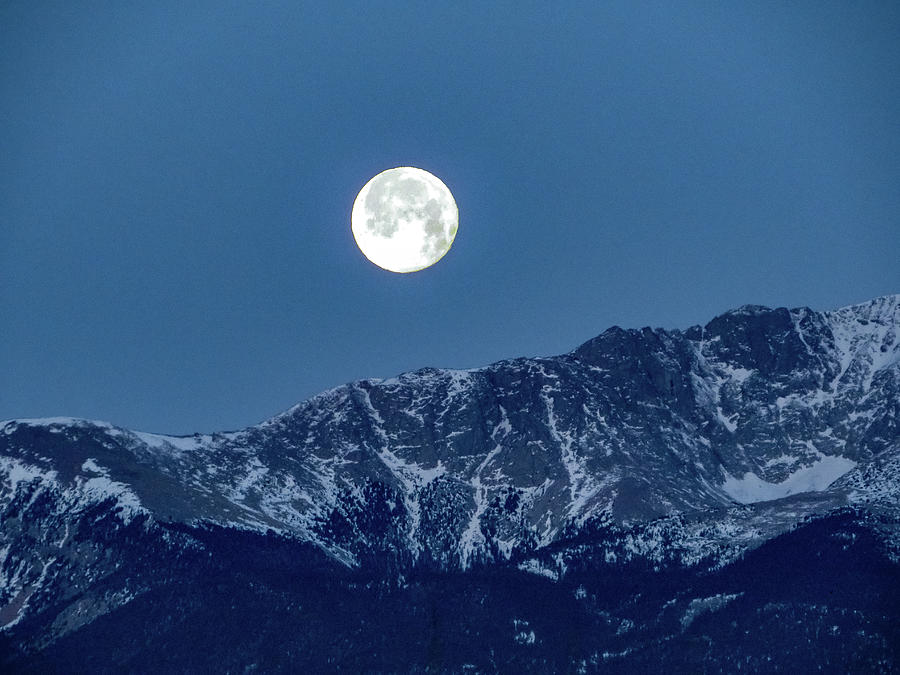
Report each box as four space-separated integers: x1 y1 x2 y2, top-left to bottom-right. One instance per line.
2 295 898 671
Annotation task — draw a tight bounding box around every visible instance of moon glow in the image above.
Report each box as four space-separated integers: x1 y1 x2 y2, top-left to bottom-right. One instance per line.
351 167 458 273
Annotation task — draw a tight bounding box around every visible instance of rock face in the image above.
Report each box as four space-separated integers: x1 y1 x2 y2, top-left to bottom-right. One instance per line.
2 295 899 671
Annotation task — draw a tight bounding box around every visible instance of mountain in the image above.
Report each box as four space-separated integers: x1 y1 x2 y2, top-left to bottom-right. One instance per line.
2 295 899 672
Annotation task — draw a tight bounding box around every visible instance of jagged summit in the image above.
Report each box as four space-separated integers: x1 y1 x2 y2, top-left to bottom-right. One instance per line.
715 303 774 317
832 292 900 318
707 293 899 324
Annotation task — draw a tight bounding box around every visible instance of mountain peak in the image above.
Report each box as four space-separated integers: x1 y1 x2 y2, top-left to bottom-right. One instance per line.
720 303 774 317
2 295 899 669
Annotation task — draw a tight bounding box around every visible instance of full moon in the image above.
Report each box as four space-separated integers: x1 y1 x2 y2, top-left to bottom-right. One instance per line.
351 167 458 273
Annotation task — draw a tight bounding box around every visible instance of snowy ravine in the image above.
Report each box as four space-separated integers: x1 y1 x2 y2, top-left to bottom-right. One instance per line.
1 295 899 671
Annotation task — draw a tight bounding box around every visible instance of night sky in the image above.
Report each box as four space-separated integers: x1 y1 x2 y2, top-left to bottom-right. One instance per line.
2 2 898 434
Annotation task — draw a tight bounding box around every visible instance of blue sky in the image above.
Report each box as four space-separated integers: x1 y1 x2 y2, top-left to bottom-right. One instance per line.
2 2 898 434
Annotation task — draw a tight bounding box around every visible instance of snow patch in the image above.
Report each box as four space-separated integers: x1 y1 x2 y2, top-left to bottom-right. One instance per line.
81 458 105 474
1 417 118 435
0 457 59 489
681 593 742 630
716 407 738 432
517 559 559 581
74 461 144 517
718 364 754 384
77 475 143 516
722 454 857 504
133 431 204 452
444 369 473 399
228 457 270 501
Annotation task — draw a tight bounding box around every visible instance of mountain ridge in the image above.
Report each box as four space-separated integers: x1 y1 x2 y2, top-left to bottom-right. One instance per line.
1 294 898 670
7 293 897 434
2 294 897 560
